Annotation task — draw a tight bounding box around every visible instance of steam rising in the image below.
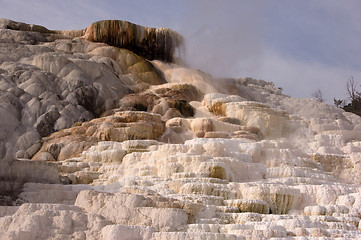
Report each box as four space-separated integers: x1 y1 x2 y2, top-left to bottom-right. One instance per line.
172 1 361 101
178 1 265 79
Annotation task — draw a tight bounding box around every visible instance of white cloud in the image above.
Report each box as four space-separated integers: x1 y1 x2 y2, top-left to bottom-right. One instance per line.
249 49 361 102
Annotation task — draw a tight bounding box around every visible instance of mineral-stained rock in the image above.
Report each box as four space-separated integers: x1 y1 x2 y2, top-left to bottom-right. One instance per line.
151 83 204 102
88 47 166 92
225 199 270 214
91 111 165 141
0 19 55 44
117 84 199 119
32 134 98 161
0 19 52 34
84 20 183 62
234 184 301 214
32 111 165 161
119 93 160 112
204 94 293 138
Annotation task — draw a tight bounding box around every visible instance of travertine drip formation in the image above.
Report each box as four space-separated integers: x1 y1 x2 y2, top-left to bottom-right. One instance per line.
84 20 183 62
0 19 361 239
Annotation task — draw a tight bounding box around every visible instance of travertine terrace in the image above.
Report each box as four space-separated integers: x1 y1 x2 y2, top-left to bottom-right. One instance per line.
0 19 361 239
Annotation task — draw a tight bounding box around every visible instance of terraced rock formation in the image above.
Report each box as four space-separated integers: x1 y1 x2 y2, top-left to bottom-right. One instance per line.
0 19 361 239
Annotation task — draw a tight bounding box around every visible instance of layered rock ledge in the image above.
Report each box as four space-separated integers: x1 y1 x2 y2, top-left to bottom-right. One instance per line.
84 20 183 62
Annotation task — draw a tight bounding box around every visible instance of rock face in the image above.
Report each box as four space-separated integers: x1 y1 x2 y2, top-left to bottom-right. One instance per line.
1 19 361 239
31 111 165 164
84 20 183 62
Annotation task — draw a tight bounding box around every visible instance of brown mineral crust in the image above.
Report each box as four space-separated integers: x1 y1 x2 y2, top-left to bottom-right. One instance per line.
117 84 200 118
119 93 160 112
83 20 183 62
153 83 204 102
164 98 195 117
31 111 165 161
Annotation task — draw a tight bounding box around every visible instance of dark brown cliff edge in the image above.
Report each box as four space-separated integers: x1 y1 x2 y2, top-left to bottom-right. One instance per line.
83 20 183 62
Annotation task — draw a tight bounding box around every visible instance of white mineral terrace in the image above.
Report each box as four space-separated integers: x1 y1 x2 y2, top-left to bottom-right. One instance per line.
0 19 360 240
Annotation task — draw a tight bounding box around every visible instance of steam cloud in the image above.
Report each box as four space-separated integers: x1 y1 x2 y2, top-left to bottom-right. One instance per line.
175 0 361 102
178 1 265 79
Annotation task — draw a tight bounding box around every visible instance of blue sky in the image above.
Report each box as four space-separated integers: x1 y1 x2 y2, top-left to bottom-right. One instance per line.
1 0 361 102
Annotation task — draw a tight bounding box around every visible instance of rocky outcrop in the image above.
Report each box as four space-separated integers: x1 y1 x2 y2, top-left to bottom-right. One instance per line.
32 111 165 162
0 18 183 161
84 20 183 62
89 46 166 92
0 19 52 34
0 37 131 160
116 83 200 120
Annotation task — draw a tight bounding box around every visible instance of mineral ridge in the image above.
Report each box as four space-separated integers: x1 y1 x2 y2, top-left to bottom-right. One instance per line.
0 19 361 239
